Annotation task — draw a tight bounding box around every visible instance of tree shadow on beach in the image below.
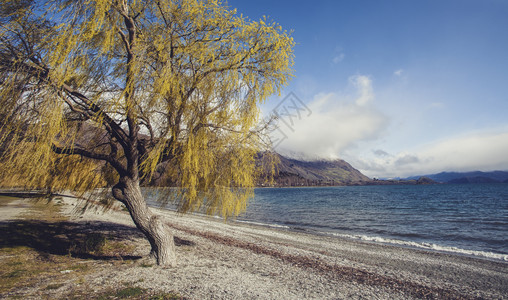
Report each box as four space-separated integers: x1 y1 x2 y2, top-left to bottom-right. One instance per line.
0 219 148 261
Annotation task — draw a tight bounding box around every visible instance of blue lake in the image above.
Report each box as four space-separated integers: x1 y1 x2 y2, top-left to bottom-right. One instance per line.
149 183 508 260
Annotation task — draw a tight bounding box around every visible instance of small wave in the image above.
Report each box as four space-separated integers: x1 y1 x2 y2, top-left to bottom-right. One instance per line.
327 232 508 261
235 219 290 229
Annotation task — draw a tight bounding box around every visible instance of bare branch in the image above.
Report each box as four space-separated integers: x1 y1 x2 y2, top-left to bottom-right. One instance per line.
51 144 126 175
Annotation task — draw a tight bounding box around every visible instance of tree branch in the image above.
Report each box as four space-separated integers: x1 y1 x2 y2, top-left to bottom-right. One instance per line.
51 144 127 175
59 83 130 150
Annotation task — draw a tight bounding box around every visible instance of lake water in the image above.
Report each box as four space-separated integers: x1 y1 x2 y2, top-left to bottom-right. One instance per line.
149 184 508 261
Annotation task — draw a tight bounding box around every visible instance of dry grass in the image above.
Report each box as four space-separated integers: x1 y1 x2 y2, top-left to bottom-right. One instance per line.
0 198 89 294
0 196 185 299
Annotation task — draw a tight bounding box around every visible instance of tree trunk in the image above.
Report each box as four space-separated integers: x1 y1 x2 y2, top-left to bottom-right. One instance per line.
112 177 176 267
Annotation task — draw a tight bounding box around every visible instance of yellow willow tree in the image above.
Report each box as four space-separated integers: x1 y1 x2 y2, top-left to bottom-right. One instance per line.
0 0 293 266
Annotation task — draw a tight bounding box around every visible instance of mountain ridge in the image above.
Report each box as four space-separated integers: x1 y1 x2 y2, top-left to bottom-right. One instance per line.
405 171 508 184
257 153 508 187
257 152 371 187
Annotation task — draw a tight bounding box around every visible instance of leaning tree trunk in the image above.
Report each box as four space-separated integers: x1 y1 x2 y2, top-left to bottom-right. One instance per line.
112 177 176 267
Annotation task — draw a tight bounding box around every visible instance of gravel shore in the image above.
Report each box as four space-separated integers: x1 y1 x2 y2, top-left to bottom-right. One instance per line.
1 196 507 299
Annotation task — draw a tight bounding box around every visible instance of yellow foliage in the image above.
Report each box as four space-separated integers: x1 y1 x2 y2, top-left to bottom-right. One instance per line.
0 0 294 218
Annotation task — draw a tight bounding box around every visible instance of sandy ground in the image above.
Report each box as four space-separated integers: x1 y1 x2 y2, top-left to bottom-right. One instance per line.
1 195 507 299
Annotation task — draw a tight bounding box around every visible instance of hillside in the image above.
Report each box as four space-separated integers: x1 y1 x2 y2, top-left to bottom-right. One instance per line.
257 153 370 187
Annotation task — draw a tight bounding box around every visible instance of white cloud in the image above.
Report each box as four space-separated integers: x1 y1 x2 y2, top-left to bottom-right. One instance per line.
349 75 374 106
394 69 404 76
269 75 388 158
354 130 508 178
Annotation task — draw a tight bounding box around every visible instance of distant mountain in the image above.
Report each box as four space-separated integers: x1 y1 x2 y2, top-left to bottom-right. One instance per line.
406 171 508 184
257 152 370 187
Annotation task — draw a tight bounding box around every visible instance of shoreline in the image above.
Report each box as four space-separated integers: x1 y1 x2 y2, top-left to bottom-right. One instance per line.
184 211 508 263
1 195 507 299
149 201 508 299
148 202 508 263
156 204 508 299
309 229 508 263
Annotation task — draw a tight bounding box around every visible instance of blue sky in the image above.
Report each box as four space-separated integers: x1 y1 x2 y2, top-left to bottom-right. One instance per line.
227 0 508 178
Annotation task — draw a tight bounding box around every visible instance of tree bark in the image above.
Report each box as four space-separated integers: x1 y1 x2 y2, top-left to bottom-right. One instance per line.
112 177 176 267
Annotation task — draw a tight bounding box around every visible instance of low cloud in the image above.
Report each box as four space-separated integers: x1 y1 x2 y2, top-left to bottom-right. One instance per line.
373 149 390 157
269 75 388 158
394 154 420 166
355 130 508 178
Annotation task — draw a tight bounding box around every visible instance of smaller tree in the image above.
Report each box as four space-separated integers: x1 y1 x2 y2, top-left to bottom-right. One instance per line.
0 0 293 266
